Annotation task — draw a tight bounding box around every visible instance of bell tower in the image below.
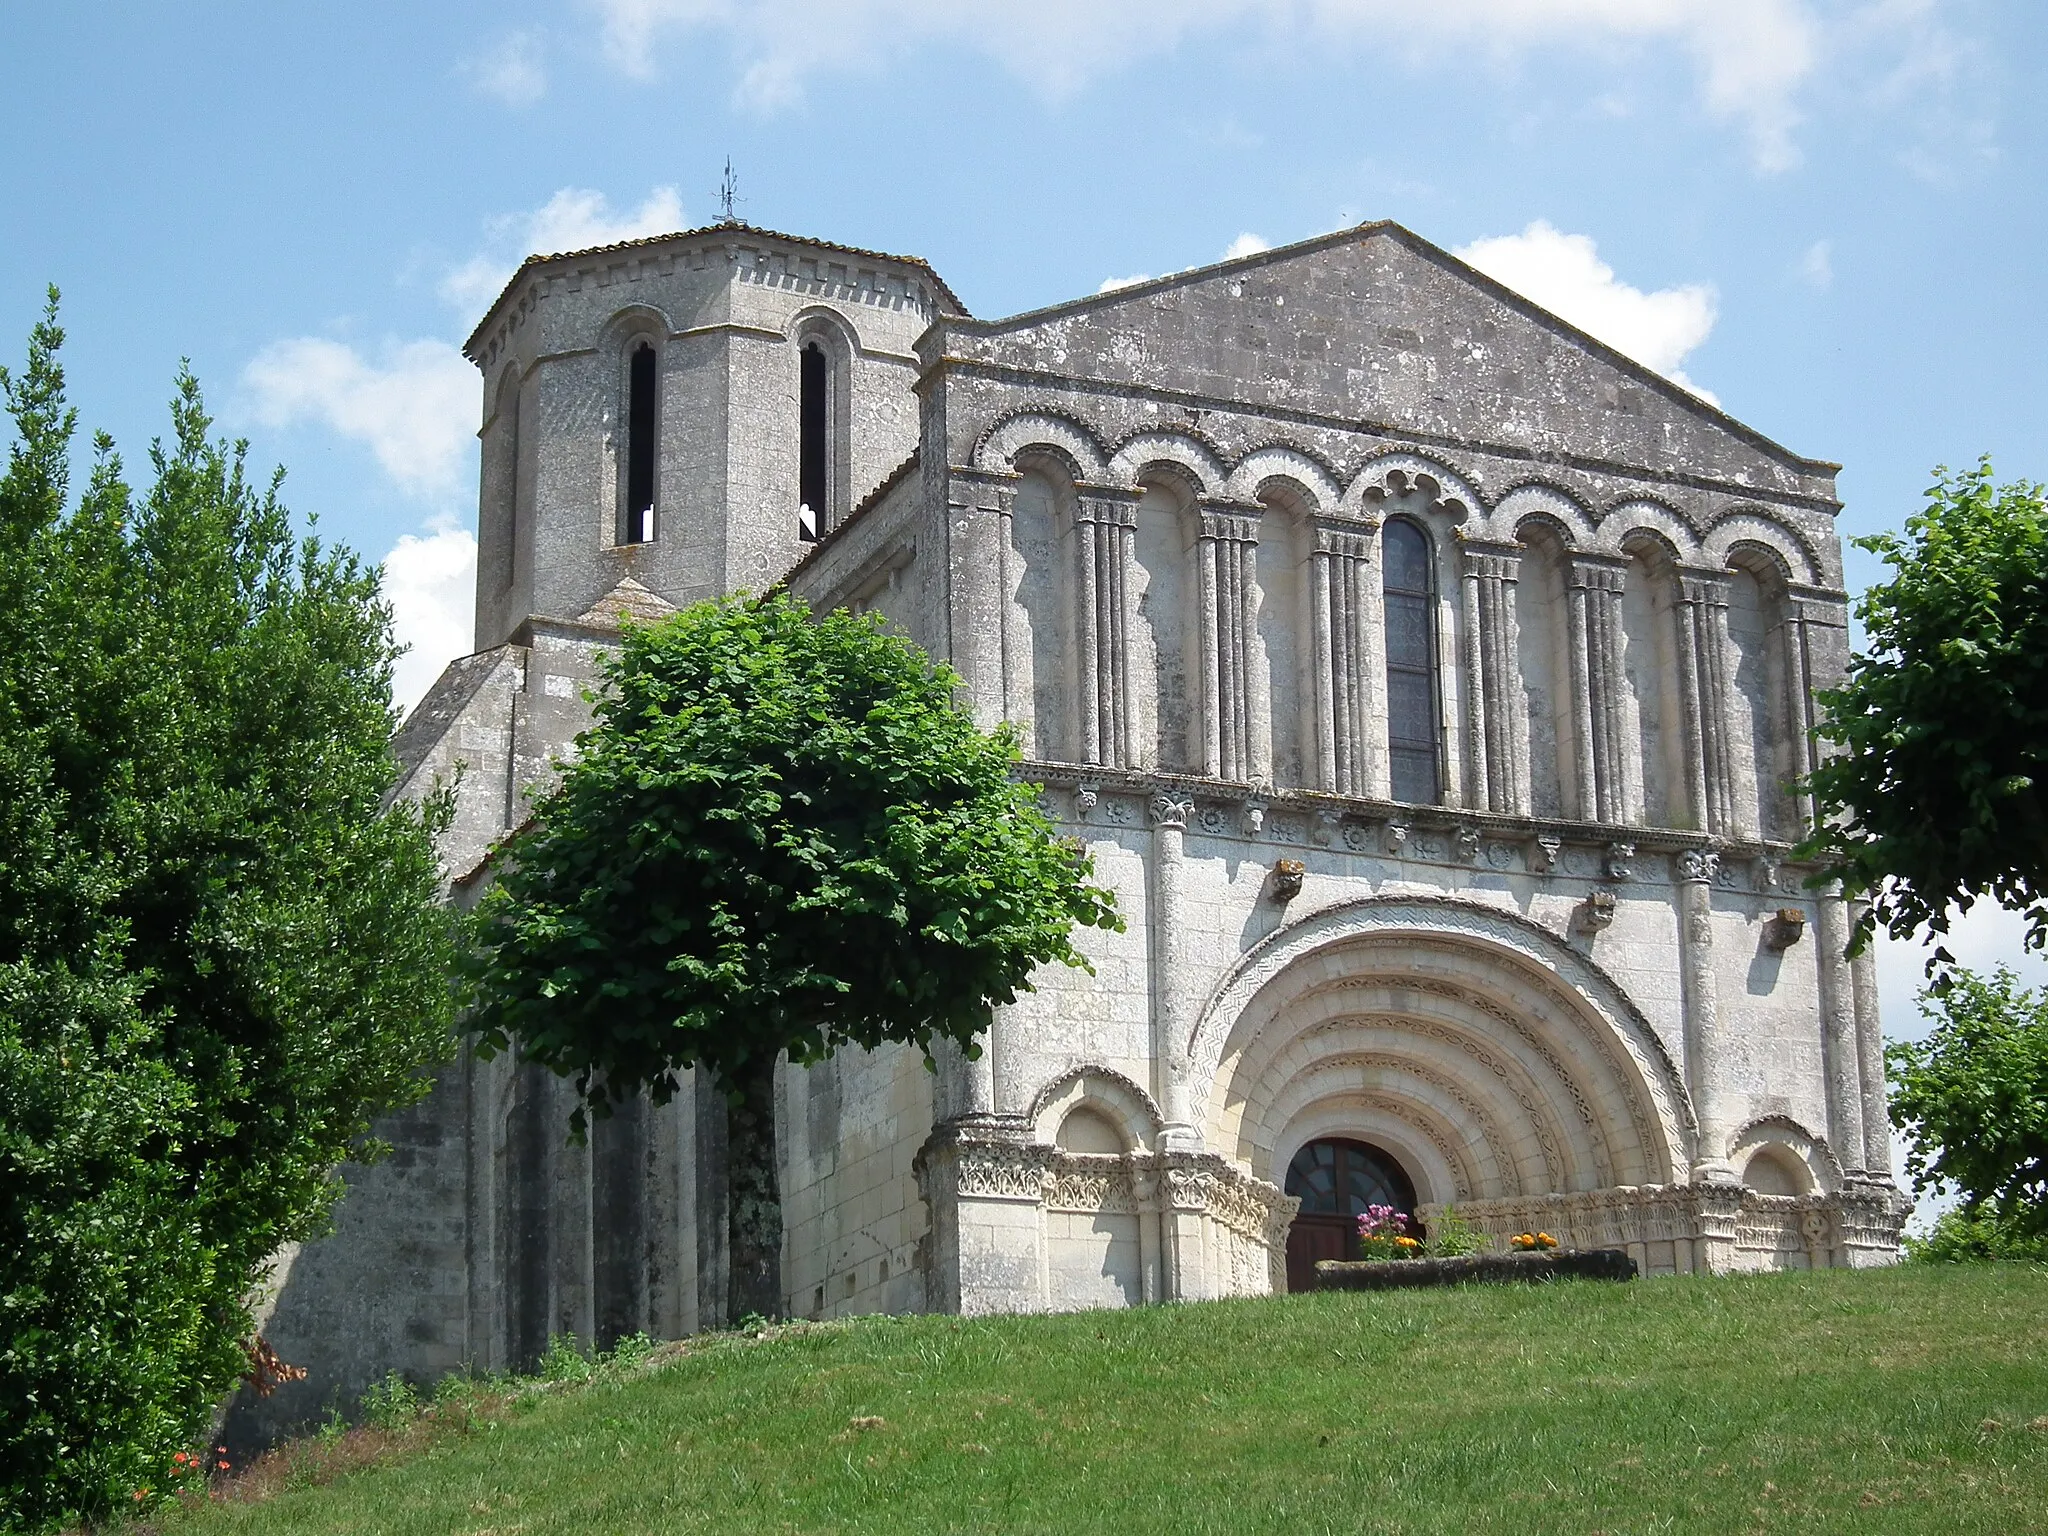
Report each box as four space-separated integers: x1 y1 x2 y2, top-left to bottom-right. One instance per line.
462 225 964 650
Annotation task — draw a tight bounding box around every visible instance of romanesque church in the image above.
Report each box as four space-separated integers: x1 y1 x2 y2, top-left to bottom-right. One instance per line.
241 219 1908 1437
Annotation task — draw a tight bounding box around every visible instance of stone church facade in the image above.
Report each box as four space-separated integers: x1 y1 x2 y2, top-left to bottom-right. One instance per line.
241 219 1907 1437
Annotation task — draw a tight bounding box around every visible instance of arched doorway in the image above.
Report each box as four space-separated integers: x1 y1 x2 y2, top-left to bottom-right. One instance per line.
1283 1137 1418 1292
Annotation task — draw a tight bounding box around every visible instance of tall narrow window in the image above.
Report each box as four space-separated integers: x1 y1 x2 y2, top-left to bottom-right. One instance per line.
1383 517 1441 804
623 341 657 545
799 341 828 542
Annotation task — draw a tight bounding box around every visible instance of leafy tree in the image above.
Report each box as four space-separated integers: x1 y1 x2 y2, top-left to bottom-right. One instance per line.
1887 966 2048 1244
1803 460 2048 965
468 592 1120 1323
0 295 458 1531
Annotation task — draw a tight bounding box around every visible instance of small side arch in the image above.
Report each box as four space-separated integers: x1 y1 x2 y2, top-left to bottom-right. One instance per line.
1225 444 1345 512
1030 1066 1164 1153
1107 429 1230 497
1596 497 1704 563
1492 482 1597 549
972 409 1112 482
1728 1115 1843 1194
1703 508 1824 587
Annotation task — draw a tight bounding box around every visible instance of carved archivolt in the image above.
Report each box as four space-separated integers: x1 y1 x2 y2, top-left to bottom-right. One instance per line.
1189 894 1695 1179
1028 1065 1164 1152
971 409 1111 482
1727 1113 1844 1193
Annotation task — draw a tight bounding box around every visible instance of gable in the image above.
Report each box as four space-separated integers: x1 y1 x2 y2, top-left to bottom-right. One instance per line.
940 225 1833 500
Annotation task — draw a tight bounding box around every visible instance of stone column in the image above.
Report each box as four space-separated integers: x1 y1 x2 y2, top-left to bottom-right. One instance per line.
990 478 1024 732
1676 849 1735 1179
1074 491 1139 768
1149 792 1198 1143
1675 569 1736 837
1309 519 1377 795
1848 898 1892 1179
1196 502 1262 783
1568 554 1630 824
1814 890 1867 1177
1461 540 1528 814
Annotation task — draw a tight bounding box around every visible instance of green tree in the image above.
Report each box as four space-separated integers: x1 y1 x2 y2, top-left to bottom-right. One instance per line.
468 592 1120 1323
1887 966 2048 1244
0 295 459 1531
1802 459 2048 965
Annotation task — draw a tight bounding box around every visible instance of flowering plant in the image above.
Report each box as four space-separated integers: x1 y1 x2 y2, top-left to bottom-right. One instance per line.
1509 1231 1559 1252
1356 1204 1423 1260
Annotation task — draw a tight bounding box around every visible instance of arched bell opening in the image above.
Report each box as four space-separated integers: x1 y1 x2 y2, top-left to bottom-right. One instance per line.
1282 1136 1420 1292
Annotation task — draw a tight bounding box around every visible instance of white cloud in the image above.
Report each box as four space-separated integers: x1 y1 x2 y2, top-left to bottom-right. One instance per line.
588 0 1823 169
1096 230 1277 293
242 337 480 499
441 186 686 314
462 29 549 106
382 522 479 718
1455 220 1720 402
1800 238 1834 289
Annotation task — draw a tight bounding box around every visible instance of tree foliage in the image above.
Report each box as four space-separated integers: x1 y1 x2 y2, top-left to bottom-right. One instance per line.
0 295 459 1531
1803 460 2048 963
468 591 1120 1320
1887 965 2048 1242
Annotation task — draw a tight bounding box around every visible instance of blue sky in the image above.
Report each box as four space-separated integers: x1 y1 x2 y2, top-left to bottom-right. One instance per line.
4 1 2044 1124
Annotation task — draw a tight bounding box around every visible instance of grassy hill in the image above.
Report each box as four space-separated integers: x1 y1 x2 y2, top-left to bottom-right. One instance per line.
163 1264 2048 1535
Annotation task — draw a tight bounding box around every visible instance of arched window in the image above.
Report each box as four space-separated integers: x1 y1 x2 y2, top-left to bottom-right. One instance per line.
622 340 657 545
1382 517 1441 804
798 340 829 542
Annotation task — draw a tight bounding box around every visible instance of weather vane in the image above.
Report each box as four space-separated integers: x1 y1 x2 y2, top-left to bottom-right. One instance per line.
718 158 742 226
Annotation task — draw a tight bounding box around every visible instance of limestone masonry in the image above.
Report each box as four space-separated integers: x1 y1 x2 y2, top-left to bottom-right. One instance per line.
237 220 1907 1440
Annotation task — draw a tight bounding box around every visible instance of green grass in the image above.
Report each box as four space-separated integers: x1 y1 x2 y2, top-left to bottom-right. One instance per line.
166 1265 2048 1535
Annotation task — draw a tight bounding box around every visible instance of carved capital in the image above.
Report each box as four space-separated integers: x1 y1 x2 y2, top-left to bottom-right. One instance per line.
1310 518 1377 561
1149 793 1194 830
1677 567 1733 609
1197 503 1262 544
1075 490 1140 529
1674 848 1720 884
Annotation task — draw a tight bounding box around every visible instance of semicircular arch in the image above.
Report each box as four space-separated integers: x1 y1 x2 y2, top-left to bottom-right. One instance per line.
972 409 1111 482
1189 895 1694 1190
1226 444 1345 511
1107 430 1230 497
